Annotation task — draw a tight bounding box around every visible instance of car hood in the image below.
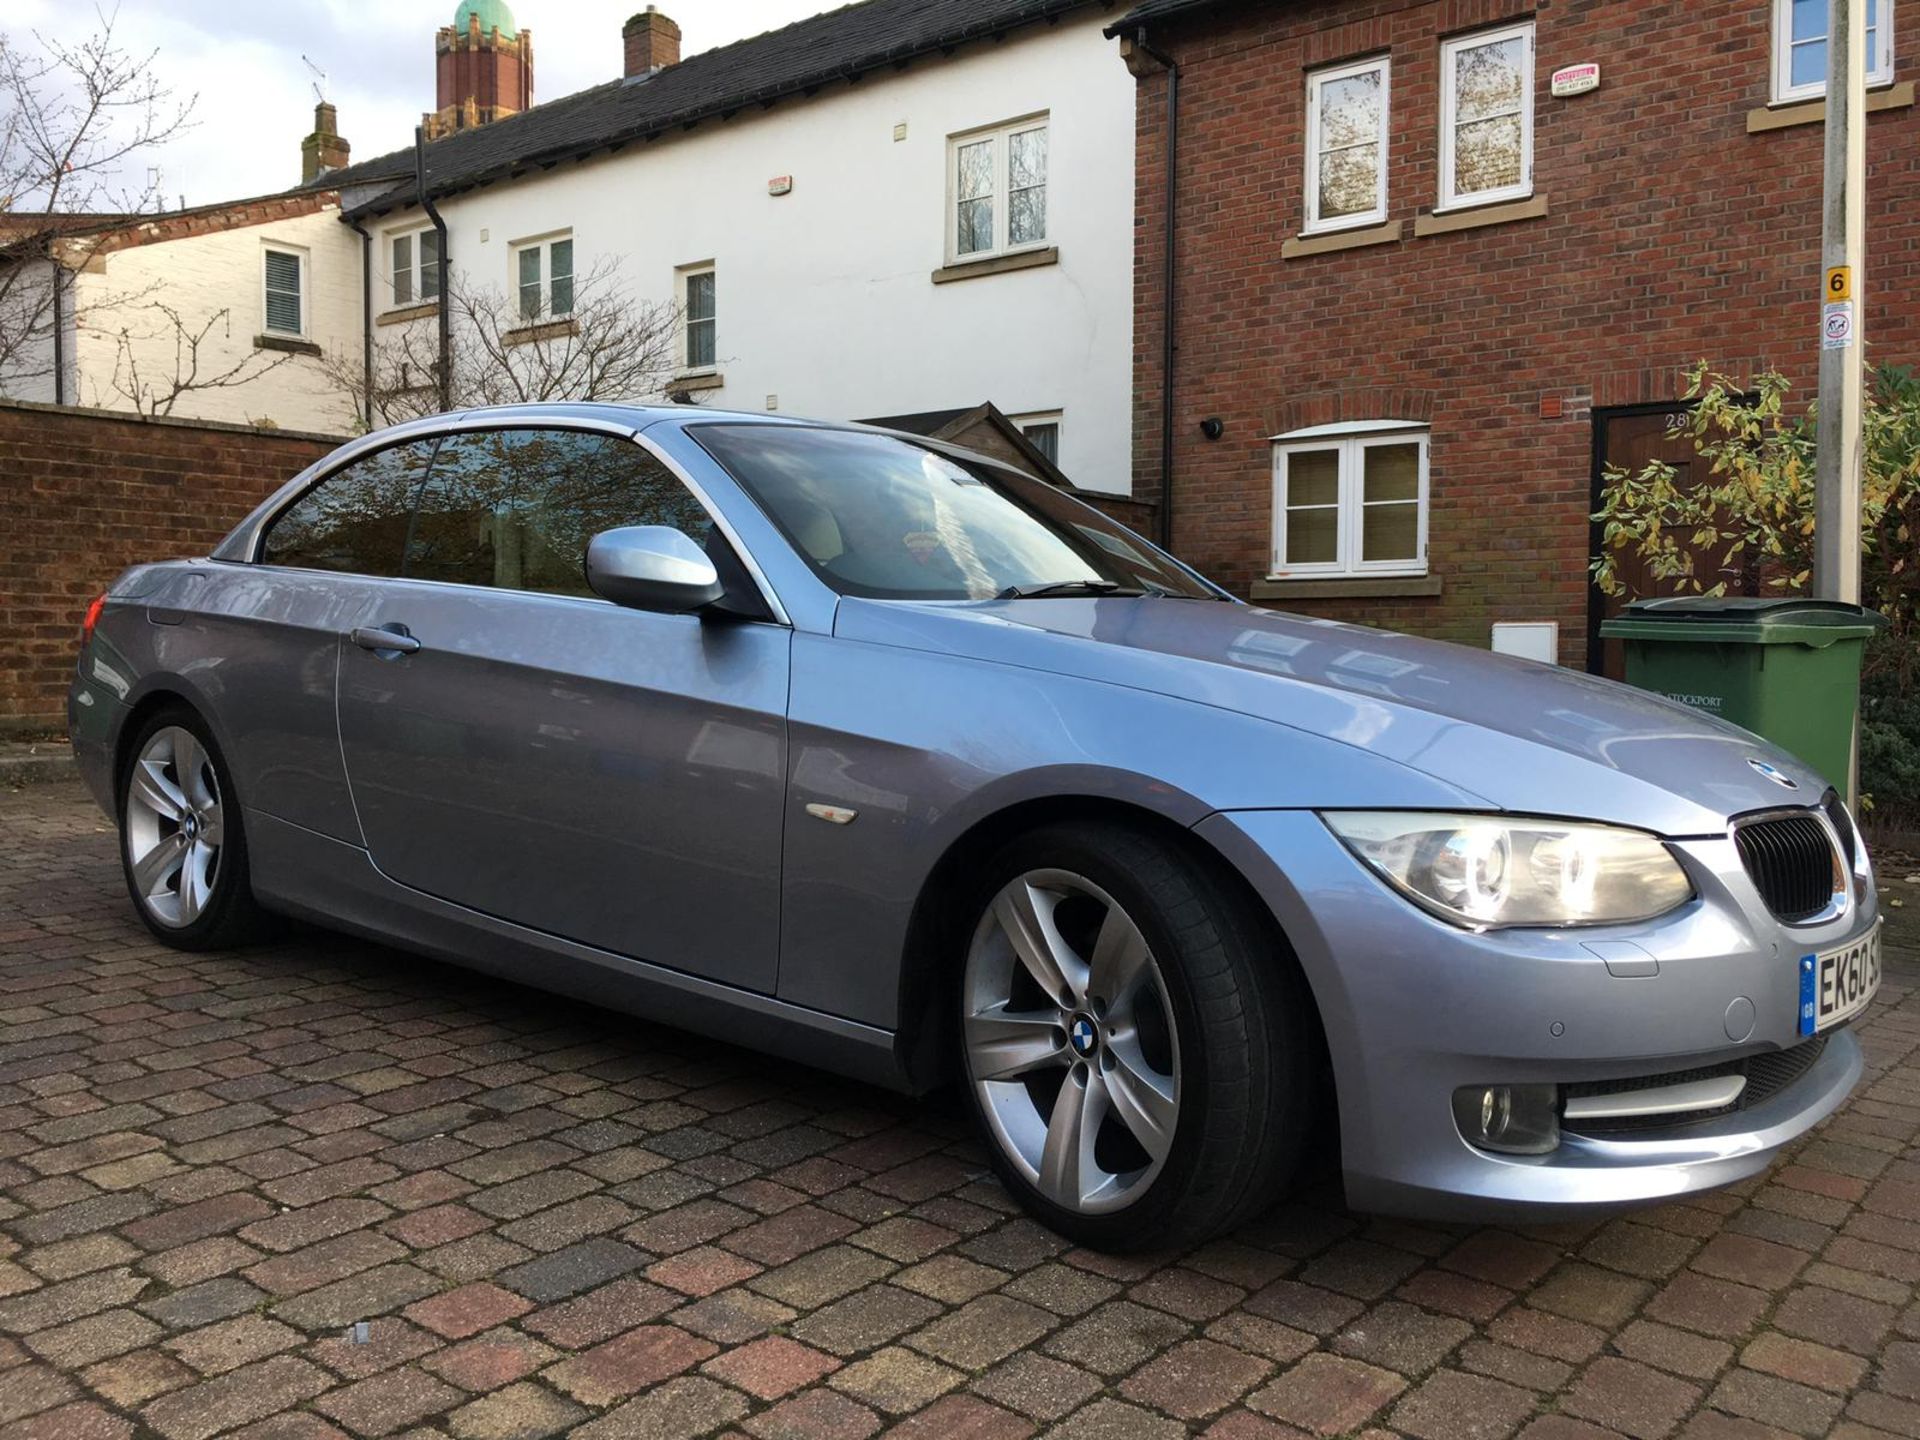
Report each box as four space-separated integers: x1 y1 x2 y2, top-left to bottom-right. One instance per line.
834 597 1829 835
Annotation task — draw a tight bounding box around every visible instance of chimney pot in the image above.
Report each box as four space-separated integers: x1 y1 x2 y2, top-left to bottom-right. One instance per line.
623 7 680 78
301 101 350 184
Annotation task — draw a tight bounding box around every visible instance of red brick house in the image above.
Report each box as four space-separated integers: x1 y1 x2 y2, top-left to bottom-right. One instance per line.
1108 0 1918 672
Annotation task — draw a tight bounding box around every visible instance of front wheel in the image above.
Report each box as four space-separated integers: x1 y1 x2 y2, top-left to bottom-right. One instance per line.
958 821 1320 1250
118 707 270 950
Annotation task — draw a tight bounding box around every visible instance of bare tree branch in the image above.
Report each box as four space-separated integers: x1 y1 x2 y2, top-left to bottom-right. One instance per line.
323 258 687 430
0 5 196 385
95 300 293 417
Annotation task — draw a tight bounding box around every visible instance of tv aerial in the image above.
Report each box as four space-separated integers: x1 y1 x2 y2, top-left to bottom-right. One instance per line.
301 55 328 106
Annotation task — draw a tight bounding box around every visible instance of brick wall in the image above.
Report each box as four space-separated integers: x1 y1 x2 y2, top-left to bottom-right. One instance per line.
1126 0 1920 668
0 401 343 732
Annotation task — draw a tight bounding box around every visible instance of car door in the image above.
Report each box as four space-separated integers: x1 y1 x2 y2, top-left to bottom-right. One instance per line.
334 425 790 992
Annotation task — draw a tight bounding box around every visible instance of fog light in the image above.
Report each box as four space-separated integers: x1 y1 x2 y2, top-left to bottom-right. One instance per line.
1453 1083 1561 1155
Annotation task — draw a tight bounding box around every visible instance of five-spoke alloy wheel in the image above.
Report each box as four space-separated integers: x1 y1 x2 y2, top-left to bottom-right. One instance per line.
118 708 268 949
965 869 1181 1216
957 821 1320 1250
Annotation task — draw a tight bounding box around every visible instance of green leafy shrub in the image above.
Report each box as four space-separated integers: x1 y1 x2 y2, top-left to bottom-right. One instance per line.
1593 363 1920 819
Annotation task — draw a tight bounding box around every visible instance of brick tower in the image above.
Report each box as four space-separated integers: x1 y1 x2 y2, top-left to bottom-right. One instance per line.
425 0 533 140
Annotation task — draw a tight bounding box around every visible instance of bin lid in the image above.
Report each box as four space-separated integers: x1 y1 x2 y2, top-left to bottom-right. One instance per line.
1602 596 1886 646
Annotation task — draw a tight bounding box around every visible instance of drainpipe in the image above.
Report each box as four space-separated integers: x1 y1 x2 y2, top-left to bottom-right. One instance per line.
414 126 452 413
345 215 375 428
1134 29 1180 552
48 253 66 406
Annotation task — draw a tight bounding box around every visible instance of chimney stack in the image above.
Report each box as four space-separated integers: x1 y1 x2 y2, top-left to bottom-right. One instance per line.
301 101 351 184
623 7 680 79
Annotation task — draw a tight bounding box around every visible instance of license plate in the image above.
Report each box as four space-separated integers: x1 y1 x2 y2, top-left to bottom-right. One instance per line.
1798 925 1881 1036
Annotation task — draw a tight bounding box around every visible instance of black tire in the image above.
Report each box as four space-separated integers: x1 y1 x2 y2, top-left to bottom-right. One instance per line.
116 704 272 951
955 819 1320 1251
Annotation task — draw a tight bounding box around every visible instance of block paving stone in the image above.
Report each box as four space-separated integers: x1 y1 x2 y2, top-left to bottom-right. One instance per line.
0 781 1916 1439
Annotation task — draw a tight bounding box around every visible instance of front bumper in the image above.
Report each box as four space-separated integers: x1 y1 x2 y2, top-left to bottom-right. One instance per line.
1196 808 1876 1223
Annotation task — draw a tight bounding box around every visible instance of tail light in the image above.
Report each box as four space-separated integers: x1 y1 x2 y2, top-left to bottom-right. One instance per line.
81 592 107 647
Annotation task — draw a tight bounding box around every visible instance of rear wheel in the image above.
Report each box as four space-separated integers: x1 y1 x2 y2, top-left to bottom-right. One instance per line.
119 707 269 950
958 820 1318 1250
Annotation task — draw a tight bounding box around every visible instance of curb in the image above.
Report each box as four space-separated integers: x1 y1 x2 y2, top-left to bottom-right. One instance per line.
0 747 78 787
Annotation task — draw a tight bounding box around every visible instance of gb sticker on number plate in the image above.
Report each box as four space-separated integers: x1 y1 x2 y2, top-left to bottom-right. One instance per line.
1798 924 1882 1036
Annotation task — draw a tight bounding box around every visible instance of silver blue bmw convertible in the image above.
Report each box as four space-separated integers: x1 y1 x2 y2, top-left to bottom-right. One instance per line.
69 404 1881 1249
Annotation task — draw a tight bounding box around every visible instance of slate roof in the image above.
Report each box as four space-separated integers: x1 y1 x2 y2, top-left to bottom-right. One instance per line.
1102 0 1235 37
322 0 1101 217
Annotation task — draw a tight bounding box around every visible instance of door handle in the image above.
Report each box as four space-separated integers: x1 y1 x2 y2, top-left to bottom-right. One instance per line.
350 625 422 655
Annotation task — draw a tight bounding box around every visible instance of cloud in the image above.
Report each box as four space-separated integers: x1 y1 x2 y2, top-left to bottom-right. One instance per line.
13 0 837 206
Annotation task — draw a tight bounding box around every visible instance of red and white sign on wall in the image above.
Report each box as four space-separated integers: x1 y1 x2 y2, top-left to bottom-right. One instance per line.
1550 63 1600 97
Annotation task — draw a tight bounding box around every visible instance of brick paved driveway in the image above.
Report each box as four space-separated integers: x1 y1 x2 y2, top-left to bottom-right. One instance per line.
1 779 1917 1440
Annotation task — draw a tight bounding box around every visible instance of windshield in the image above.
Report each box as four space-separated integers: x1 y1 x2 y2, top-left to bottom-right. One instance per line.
692 424 1219 601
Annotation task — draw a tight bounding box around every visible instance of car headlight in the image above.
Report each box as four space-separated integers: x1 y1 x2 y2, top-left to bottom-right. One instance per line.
1322 812 1694 928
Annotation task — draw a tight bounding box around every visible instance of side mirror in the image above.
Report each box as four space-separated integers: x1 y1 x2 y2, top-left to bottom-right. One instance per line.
585 526 725 613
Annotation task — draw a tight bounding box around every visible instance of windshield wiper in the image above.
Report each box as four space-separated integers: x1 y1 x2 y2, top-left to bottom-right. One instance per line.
997 580 1142 599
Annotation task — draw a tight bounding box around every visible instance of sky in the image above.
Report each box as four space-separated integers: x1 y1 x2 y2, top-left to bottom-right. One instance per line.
11 0 841 208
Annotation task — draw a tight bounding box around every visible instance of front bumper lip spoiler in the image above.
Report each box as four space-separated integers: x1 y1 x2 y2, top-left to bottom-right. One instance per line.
1561 1073 1748 1121
1345 1024 1863 1223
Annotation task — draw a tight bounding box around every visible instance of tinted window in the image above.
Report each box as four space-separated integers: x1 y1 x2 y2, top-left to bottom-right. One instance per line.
261 439 439 575
693 425 1215 601
405 429 713 597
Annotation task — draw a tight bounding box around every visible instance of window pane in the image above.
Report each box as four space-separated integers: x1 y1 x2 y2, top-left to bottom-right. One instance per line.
518 248 541 288
1790 0 1828 41
406 429 516 587
696 424 1216 601
421 231 441 299
1010 185 1046 245
1318 69 1383 150
550 273 574 316
1287 450 1340 507
265 291 302 334
686 271 714 322
1009 128 1047 189
405 431 714 597
264 250 301 293
264 251 301 334
391 236 412 305
1791 36 1827 86
1454 113 1523 195
1363 502 1418 562
1318 143 1379 219
519 284 541 321
1285 506 1338 565
957 196 994 255
688 318 715 370
1363 443 1420 503
956 139 994 201
1023 422 1059 465
262 439 437 576
550 239 574 282
1454 35 1525 122
514 433 712 597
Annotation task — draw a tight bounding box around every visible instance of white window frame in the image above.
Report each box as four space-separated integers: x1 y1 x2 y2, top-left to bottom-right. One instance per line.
678 262 716 375
1011 410 1063 465
261 244 307 338
511 231 575 322
1304 55 1391 235
945 114 1050 264
1270 422 1429 579
1437 21 1535 212
1771 0 1895 102
385 226 441 311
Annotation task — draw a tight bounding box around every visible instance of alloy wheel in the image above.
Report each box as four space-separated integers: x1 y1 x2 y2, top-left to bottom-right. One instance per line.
124 725 225 928
963 869 1181 1214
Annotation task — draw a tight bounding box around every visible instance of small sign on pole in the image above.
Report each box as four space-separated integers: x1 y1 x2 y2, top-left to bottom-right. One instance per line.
1550 63 1600 96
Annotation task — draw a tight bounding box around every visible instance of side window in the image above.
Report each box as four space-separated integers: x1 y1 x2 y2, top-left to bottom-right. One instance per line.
259 439 439 575
404 429 714 597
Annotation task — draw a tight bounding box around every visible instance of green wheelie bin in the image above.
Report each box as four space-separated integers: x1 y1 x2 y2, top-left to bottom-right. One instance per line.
1599 597 1885 792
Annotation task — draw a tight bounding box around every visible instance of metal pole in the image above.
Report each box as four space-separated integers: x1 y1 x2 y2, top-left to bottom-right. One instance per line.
1813 0 1866 606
